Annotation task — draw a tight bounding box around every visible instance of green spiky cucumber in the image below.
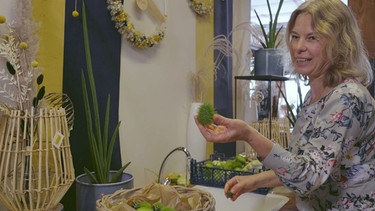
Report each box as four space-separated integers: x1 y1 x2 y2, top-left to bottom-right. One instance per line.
197 103 216 126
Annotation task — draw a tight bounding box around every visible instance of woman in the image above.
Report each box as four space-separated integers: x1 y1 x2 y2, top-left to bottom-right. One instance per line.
195 0 375 210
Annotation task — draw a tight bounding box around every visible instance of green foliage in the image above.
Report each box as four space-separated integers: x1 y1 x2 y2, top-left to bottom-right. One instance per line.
33 77 45 108
197 103 216 126
204 155 262 171
81 0 130 184
254 0 284 48
6 61 16 75
277 79 303 127
5 61 45 108
36 74 43 84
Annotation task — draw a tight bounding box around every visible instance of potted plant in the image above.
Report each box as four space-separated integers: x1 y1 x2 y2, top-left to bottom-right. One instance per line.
75 1 133 210
252 0 285 76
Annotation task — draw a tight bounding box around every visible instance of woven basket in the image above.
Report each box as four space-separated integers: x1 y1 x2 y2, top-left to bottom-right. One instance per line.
96 183 215 211
0 108 75 211
249 118 290 148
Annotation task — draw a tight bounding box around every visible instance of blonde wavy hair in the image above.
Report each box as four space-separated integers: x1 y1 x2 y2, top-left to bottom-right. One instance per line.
285 0 373 87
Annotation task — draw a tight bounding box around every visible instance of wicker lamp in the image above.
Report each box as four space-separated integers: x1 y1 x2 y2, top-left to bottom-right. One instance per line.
0 108 75 210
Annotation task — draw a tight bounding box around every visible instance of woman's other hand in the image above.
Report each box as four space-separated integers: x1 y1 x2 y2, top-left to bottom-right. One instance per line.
224 170 282 201
224 175 258 201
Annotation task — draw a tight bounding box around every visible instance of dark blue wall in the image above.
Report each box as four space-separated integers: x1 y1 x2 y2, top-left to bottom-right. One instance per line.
61 0 122 210
214 0 235 157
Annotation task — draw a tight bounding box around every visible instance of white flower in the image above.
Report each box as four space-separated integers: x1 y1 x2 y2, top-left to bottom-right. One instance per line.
342 147 361 167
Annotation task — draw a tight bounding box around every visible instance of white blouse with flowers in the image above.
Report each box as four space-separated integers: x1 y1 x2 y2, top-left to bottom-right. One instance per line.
262 78 375 210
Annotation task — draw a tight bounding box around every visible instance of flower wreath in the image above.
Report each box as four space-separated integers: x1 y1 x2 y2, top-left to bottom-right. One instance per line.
189 0 214 16
106 0 166 49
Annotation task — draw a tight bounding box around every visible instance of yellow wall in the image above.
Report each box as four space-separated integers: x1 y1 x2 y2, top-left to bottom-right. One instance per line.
32 0 65 94
196 14 214 156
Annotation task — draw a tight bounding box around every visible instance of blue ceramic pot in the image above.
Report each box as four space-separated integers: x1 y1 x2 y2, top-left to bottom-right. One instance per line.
254 49 284 76
75 171 134 211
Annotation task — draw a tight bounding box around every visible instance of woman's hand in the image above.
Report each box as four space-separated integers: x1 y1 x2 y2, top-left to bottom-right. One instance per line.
224 175 258 201
194 114 251 143
195 113 275 160
224 170 282 201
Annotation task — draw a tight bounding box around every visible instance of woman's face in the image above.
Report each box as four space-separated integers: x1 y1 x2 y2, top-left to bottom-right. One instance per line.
289 13 330 80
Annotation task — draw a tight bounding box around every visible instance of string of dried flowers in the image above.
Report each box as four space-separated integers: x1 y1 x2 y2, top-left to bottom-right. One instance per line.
106 0 167 49
189 0 214 16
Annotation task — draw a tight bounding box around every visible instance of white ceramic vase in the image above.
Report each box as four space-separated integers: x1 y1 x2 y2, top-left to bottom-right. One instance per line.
186 102 207 161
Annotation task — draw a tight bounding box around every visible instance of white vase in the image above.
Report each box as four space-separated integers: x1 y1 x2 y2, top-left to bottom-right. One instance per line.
244 97 258 123
186 102 207 161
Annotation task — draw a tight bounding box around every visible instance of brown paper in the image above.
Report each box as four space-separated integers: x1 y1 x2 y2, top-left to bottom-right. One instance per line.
96 183 215 211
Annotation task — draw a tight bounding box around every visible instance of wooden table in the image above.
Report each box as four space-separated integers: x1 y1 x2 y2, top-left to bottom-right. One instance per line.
280 195 298 210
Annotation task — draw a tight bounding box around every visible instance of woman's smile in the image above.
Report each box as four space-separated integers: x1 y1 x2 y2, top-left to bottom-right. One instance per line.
295 57 312 64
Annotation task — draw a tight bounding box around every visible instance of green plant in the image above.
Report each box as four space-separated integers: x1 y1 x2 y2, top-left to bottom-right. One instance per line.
197 103 216 126
253 0 284 48
81 0 130 184
277 79 303 127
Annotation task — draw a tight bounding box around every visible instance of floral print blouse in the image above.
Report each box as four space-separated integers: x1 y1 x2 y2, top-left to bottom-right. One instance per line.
262 79 375 210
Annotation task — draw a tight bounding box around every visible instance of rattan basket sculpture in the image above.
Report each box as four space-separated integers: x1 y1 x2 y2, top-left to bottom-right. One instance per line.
96 183 215 211
0 108 75 211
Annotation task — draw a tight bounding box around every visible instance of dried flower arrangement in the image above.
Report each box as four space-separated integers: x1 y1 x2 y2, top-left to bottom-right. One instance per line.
0 1 73 124
0 1 42 110
0 2 75 210
189 0 214 16
106 0 167 49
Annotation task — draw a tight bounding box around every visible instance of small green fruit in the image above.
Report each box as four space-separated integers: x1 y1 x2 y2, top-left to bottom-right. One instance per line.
197 103 216 126
161 207 176 211
226 191 234 198
153 202 164 211
235 155 247 164
137 207 153 211
138 201 152 208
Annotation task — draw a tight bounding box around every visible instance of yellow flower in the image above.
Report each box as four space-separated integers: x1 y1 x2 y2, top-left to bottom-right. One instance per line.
31 61 39 67
190 0 214 16
0 15 6 24
19 42 28 49
72 10 79 18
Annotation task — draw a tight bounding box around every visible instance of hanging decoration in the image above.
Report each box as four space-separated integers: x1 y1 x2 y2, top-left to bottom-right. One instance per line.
189 0 214 16
106 0 167 49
